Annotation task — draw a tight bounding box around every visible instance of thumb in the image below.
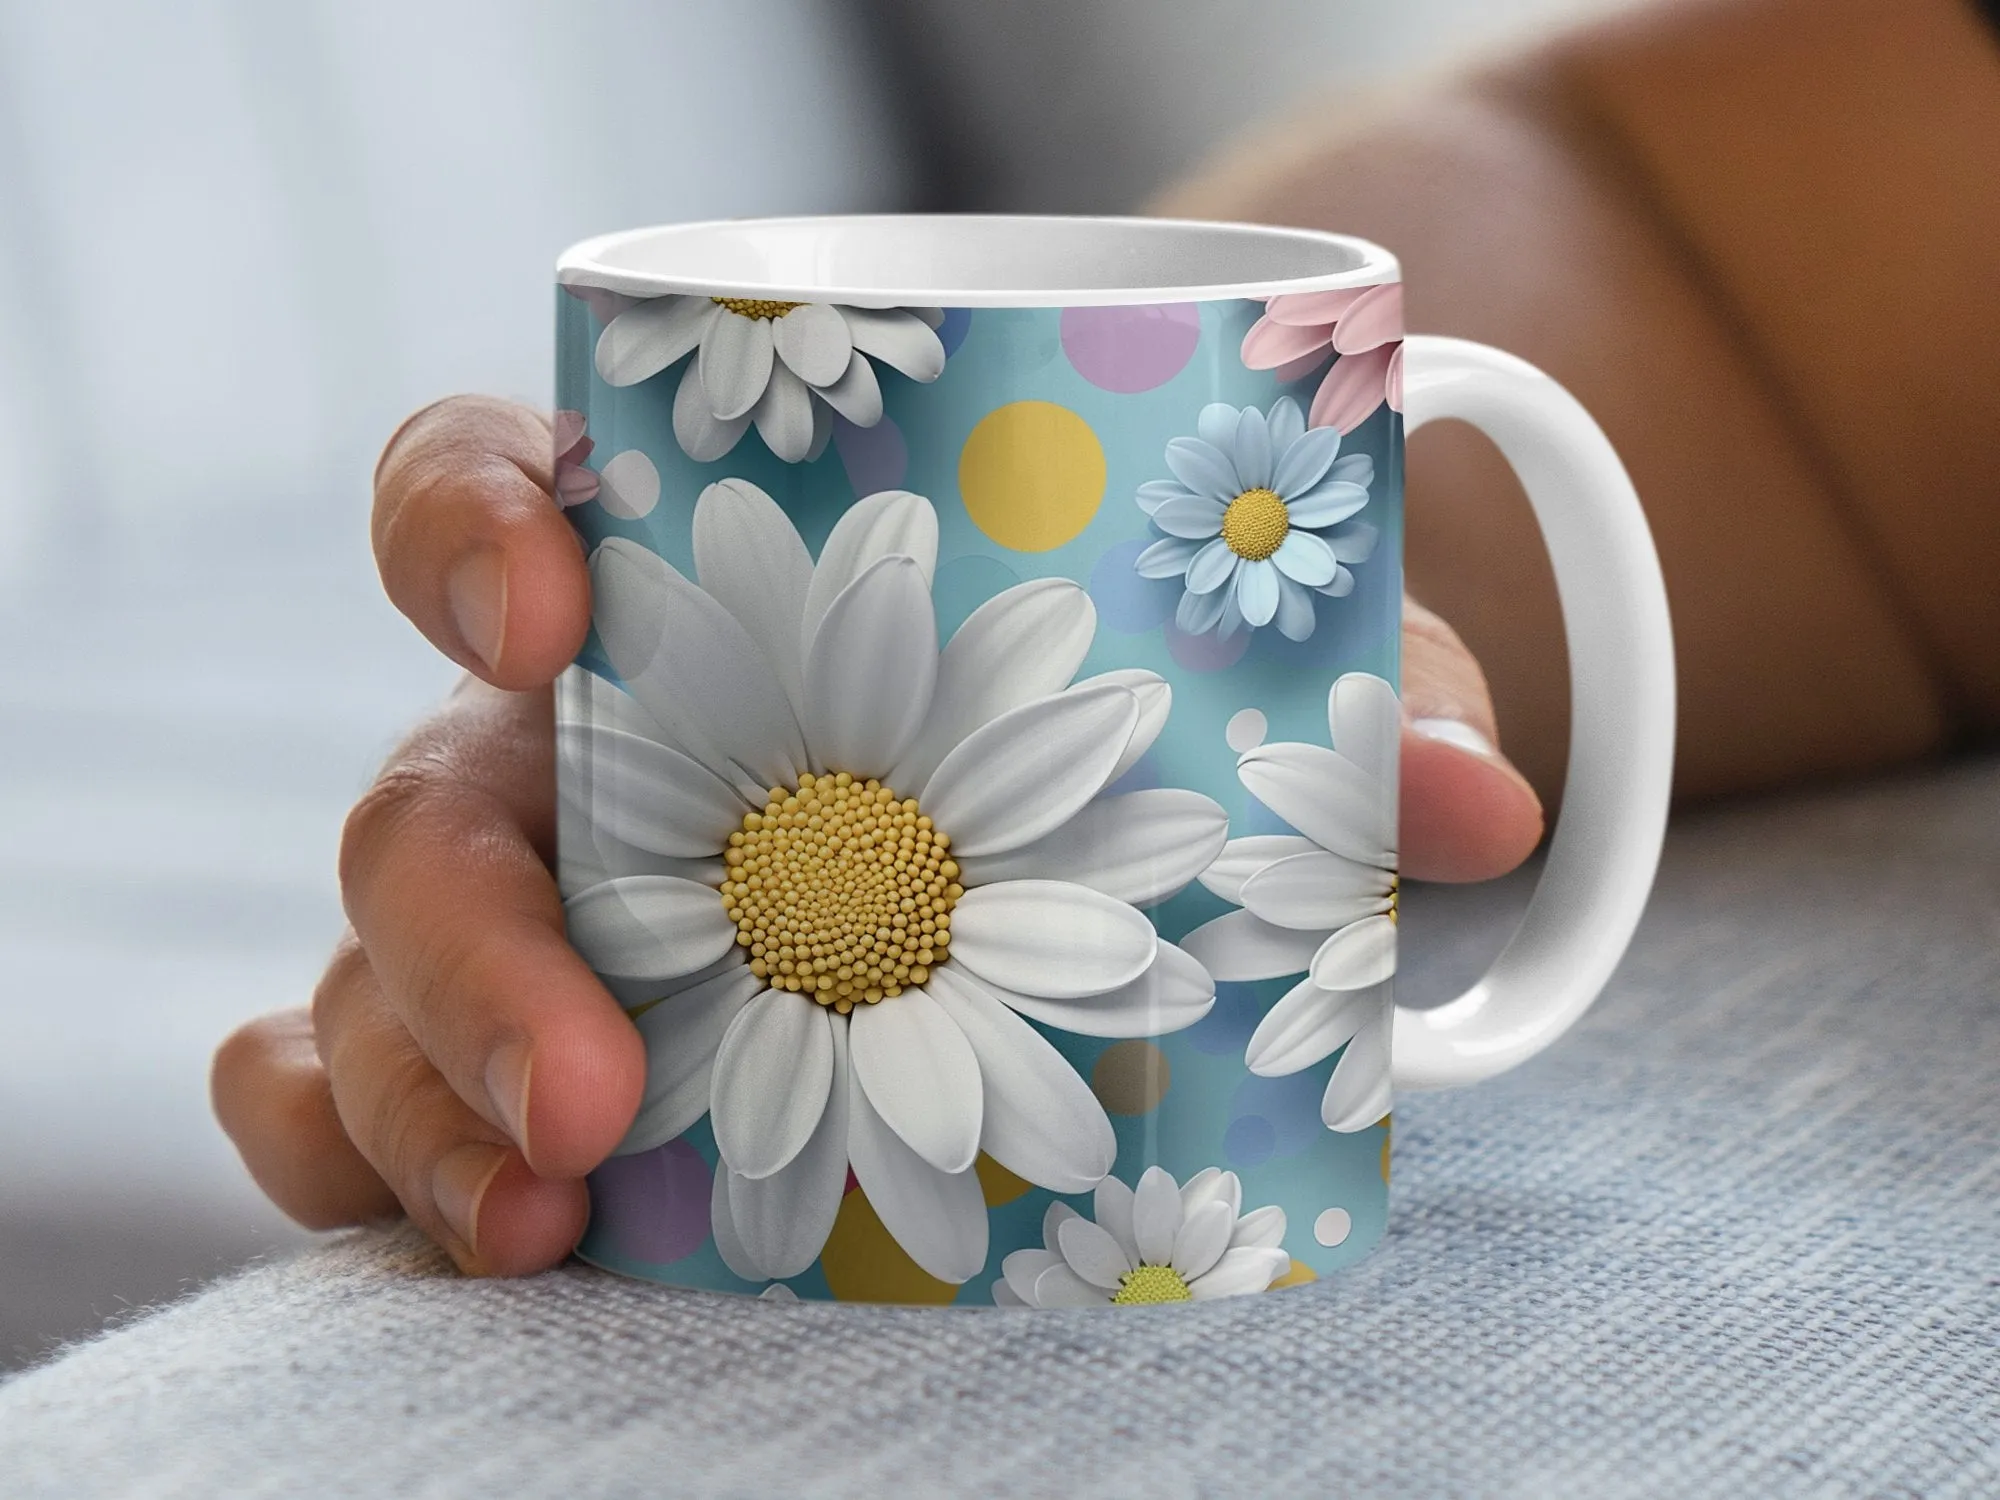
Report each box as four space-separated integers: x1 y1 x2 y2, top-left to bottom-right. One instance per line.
1399 596 1545 882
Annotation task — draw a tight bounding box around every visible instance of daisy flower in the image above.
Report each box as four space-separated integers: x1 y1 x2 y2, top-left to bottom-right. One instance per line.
992 1166 1289 1307
1133 397 1377 642
1240 282 1404 434
560 483 1227 1285
592 296 946 463
1180 673 1400 1132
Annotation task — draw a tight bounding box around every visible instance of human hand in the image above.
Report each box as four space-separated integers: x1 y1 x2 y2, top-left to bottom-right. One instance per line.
211 395 1544 1276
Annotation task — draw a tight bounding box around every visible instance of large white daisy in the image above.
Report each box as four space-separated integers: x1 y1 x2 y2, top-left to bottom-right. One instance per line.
1179 673 1399 1132
1133 397 1377 643
992 1166 1289 1307
559 483 1228 1285
593 296 946 463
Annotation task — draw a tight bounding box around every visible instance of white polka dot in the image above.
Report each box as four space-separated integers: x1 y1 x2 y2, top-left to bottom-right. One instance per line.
1225 708 1268 753
599 449 660 519
1313 1207 1352 1247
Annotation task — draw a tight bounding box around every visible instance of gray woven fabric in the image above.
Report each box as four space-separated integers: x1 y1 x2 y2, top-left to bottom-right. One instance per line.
3 761 1996 1498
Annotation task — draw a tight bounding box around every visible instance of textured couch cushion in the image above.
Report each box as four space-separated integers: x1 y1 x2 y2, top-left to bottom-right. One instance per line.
3 761 1995 1498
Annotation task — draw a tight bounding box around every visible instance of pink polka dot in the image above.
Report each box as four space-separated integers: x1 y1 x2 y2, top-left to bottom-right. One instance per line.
1165 621 1252 672
589 1140 712 1264
1061 304 1202 393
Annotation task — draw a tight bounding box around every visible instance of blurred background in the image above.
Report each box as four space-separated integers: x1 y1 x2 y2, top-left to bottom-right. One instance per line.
0 0 1640 1368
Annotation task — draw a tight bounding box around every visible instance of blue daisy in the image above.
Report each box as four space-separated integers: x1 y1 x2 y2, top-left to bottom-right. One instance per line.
1134 397 1377 642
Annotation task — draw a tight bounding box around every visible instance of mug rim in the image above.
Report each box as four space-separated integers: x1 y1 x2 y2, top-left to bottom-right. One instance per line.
557 213 1400 308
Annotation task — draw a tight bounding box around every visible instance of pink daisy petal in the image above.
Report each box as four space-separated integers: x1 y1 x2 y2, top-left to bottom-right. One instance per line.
1330 284 1404 355
553 409 588 456
1265 288 1370 326
1274 348 1332 383
1308 345 1397 434
1386 343 1404 413
555 465 601 506
1242 316 1334 371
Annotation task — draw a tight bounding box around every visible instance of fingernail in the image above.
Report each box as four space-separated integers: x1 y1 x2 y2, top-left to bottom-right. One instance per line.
447 547 507 673
1410 716 1496 757
432 1142 509 1256
485 1040 534 1156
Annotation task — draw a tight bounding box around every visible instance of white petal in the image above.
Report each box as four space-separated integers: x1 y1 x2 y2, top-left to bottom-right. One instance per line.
751 360 815 462
841 307 946 381
849 988 982 1174
770 302 853 387
709 1153 765 1280
1179 1166 1241 1224
1230 1204 1287 1251
846 1063 988 1282
815 349 883 425
910 306 946 329
890 578 1095 795
979 939 1212 1038
1322 1002 1393 1131
727 1017 851 1277
1183 538 1237 595
1310 915 1398 991
1245 975 1374 1077
1271 529 1339 588
1196 403 1239 449
949 882 1156 1000
1268 396 1306 452
1002 1248 1063 1305
957 789 1228 907
806 398 834 461
1235 559 1280 627
692 479 813 718
558 724 747 859
1273 574 1318 643
1176 584 1227 636
1270 424 1341 497
1041 1199 1081 1253
1316 567 1357 599
699 309 776 420
590 539 806 799
1031 1262 1107 1308
564 876 739 982
595 296 711 386
673 361 751 460
1327 519 1378 564
1164 437 1240 501
801 490 939 652
761 1282 800 1302
615 965 763 1154
1056 1217 1135 1290
1070 669 1170 787
922 683 1138 857
1329 672 1403 801
991 1279 1026 1307
1284 480 1369 529
597 450 660 521
710 989 834 1180
1329 452 1374 488
802 555 937 777
1171 1201 1235 1281
1237 739 1393 866
1094 1175 1140 1264
1197 835 1318 903
924 966 1115 1193
1239 850 1394 931
1179 908 1325 982
1150 495 1227 539
1131 1166 1183 1265
1188 1246 1288 1299
1232 405 1273 490
1134 535 1202 578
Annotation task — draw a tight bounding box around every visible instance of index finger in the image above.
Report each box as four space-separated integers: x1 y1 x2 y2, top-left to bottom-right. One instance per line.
373 396 592 690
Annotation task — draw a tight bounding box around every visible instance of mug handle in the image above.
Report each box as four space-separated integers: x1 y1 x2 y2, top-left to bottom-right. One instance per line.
1392 335 1676 1090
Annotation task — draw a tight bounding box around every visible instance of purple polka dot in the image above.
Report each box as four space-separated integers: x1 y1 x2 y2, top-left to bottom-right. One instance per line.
1164 621 1252 672
937 307 972 358
1232 1070 1325 1157
1089 537 1180 634
833 414 907 496
1061 304 1201 393
588 1140 712 1265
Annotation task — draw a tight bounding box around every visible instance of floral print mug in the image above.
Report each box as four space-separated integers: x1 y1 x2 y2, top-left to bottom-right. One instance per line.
552 216 1675 1307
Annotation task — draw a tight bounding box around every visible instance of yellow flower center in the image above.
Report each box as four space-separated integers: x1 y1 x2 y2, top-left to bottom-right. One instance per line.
712 297 806 321
1219 487 1290 561
1112 1264 1194 1305
720 771 962 1014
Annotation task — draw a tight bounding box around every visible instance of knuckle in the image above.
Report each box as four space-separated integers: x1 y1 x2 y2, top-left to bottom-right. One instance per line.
309 935 372 1052
338 757 450 904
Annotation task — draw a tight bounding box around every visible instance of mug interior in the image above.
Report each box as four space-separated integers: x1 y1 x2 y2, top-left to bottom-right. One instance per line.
558 214 1398 307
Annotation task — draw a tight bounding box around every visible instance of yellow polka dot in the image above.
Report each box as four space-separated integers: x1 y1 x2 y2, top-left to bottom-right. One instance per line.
1268 1257 1319 1290
958 401 1105 551
975 1153 1032 1206
820 1187 959 1305
1091 1040 1170 1116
